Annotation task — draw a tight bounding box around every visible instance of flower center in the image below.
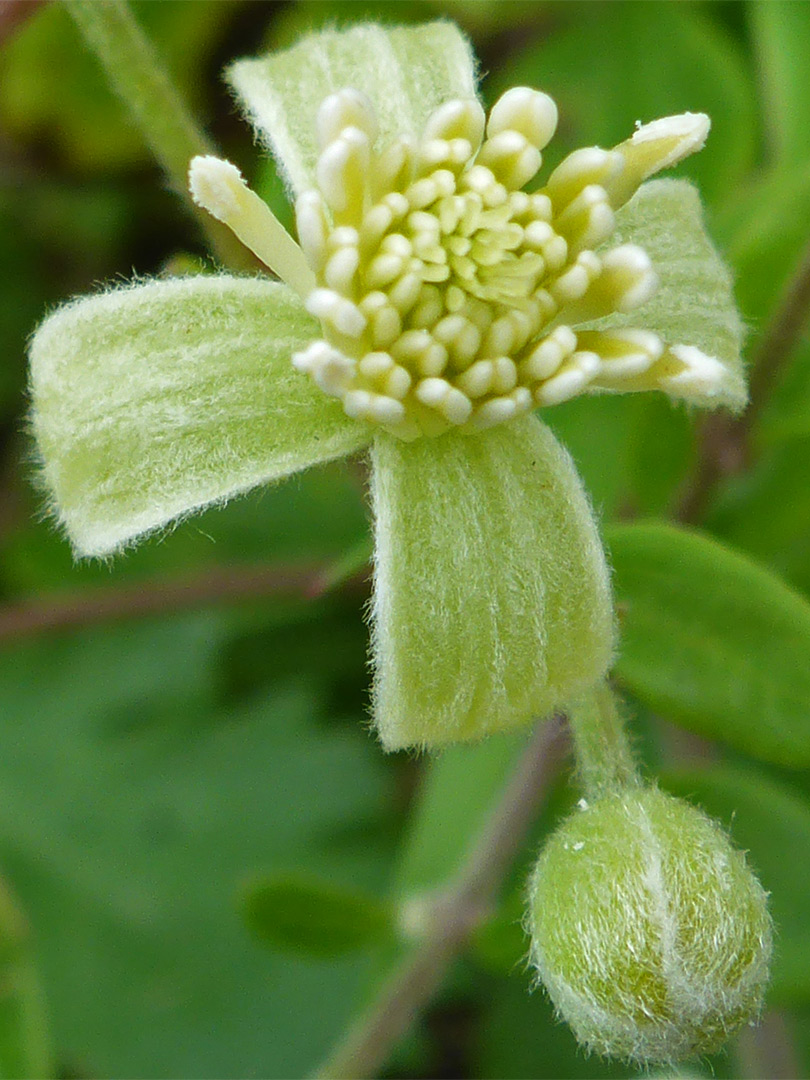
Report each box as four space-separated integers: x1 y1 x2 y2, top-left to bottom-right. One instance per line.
189 96 724 438
292 87 655 438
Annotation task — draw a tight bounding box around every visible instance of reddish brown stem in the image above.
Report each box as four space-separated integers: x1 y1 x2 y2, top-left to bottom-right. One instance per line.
0 560 369 642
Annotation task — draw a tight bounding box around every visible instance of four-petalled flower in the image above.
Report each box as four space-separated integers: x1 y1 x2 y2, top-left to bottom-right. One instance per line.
28 23 745 750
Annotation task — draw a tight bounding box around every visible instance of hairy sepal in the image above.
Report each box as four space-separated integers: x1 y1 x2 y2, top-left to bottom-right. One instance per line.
227 22 478 196
601 178 747 411
29 275 370 557
370 415 614 751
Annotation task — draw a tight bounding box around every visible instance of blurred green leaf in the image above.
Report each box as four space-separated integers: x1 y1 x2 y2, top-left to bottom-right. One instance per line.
0 1 238 170
663 763 810 1003
748 0 810 168
708 437 810 597
243 873 393 958
548 395 694 520
485 1 758 206
0 615 391 1078
715 162 810 329
0 878 51 1080
608 521 810 765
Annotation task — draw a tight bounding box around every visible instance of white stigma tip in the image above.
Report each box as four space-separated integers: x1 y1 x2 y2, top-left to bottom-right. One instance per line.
188 156 245 221
631 111 711 152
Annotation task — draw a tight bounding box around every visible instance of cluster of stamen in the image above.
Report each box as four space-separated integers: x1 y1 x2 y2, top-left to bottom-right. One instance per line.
189 89 718 439
288 89 710 438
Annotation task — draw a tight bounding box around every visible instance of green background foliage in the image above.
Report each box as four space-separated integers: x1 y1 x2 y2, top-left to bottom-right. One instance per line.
1 1 810 1077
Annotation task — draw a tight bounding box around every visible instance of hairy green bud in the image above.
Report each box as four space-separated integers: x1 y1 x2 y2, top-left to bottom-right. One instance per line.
527 787 772 1065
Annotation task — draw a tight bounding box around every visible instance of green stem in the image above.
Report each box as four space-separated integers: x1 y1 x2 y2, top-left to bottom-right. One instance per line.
567 682 640 798
68 0 253 270
313 716 569 1080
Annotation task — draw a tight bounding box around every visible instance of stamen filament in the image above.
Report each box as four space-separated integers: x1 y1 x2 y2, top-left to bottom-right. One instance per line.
189 155 316 299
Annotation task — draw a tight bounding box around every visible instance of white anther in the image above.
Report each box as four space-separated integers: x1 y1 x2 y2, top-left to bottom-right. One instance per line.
409 286 445 329
492 357 518 393
358 351 394 380
415 377 452 407
380 233 413 260
447 139 474 167
382 191 411 220
421 262 451 284
387 272 423 314
295 191 330 271
418 138 460 172
455 359 494 398
454 321 482 365
329 226 360 249
445 284 467 312
373 136 416 199
316 127 370 218
391 328 433 359
550 265 589 304
384 365 413 398
582 328 663 380
511 386 534 413
408 209 441 236
545 147 624 210
440 387 474 425
524 220 554 250
325 246 360 293
472 396 518 429
487 87 558 150
342 390 370 419
554 184 615 251
477 130 543 190
423 98 486 149
370 305 402 349
433 169 457 198
534 351 601 405
601 244 659 311
407 176 440 210
365 252 404 289
661 344 727 395
367 395 406 425
419 342 449 376
529 193 553 221
292 342 355 395
359 203 394 253
432 314 468 346
306 288 367 338
521 326 577 381
358 291 388 316
523 220 568 270
317 88 378 149
482 316 515 357
462 164 498 197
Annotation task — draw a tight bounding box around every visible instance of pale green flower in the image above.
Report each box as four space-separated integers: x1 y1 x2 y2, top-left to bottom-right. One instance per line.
28 23 745 751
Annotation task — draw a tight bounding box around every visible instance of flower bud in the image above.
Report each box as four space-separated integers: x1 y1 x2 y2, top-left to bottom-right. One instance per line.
527 787 772 1064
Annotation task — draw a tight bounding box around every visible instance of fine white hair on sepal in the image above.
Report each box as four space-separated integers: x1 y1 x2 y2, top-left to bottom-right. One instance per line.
528 787 772 1066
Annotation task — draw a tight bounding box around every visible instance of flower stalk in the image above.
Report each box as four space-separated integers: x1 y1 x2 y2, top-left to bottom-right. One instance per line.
68 0 253 269
567 681 641 798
